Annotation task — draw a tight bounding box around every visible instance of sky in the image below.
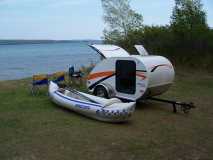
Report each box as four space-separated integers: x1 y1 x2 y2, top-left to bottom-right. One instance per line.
0 0 212 40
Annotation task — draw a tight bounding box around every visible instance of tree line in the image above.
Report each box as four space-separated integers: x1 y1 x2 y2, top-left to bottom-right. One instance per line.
101 0 213 70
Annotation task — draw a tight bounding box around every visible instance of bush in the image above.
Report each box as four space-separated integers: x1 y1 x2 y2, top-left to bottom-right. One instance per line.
108 26 213 70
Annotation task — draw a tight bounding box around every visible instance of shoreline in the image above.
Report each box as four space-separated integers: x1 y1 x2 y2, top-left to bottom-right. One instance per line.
1 66 212 82
0 40 102 46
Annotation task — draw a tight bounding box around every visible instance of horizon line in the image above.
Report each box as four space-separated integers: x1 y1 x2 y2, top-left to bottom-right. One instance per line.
0 39 102 41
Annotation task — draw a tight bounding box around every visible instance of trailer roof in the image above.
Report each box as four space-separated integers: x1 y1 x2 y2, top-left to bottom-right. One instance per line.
89 44 130 58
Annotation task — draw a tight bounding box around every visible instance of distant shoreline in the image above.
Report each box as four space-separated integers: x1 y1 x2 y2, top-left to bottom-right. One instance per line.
0 40 102 45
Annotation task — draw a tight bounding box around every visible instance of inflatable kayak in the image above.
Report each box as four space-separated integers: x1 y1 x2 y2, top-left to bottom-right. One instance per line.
48 81 136 122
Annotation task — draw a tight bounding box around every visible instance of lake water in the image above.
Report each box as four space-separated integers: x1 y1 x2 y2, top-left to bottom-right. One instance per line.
0 41 101 81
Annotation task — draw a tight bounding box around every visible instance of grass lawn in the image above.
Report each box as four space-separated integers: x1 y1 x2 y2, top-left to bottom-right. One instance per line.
0 68 213 160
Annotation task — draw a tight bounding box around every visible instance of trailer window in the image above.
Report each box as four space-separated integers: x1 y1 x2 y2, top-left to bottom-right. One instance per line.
116 60 136 94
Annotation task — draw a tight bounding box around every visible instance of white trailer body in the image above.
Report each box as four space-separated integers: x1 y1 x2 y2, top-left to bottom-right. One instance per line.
87 44 175 101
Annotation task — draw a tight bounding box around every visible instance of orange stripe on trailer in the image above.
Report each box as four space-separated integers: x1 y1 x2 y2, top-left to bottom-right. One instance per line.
87 71 115 80
136 72 146 80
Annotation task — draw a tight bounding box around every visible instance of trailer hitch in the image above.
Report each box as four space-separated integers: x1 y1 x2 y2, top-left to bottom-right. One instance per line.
148 97 196 113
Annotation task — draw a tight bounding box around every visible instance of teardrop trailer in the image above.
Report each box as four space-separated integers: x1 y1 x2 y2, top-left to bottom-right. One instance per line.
87 44 195 113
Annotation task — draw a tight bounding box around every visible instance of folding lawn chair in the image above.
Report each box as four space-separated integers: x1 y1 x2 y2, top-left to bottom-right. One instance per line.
52 71 66 87
31 74 49 95
68 66 84 85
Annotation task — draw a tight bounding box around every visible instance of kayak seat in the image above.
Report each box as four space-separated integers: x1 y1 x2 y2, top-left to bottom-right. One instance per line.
104 98 121 107
75 91 122 106
66 91 89 101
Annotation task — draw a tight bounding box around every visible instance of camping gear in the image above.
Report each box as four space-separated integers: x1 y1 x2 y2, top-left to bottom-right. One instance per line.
68 66 83 78
31 74 48 95
31 71 65 95
68 66 84 85
48 81 136 122
52 71 65 84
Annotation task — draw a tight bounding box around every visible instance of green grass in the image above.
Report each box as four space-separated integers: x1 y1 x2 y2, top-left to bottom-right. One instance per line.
0 69 213 160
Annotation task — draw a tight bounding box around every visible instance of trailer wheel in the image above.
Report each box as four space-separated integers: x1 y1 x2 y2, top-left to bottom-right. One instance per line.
94 85 109 99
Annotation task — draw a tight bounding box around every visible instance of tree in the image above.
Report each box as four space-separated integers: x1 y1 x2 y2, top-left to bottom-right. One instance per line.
171 0 208 36
101 0 143 43
170 0 209 53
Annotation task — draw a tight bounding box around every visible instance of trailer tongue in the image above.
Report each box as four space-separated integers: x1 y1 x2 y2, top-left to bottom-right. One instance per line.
148 97 196 113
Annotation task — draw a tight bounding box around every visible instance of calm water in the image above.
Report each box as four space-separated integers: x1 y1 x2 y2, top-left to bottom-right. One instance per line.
0 41 101 81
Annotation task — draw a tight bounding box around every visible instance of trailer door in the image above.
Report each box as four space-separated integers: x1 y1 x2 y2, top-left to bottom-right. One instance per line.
116 60 136 94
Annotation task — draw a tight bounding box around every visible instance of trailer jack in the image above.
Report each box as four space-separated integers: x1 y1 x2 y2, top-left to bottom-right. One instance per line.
148 97 196 113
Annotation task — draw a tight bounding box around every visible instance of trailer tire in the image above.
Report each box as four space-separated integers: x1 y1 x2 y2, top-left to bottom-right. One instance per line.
94 85 109 99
